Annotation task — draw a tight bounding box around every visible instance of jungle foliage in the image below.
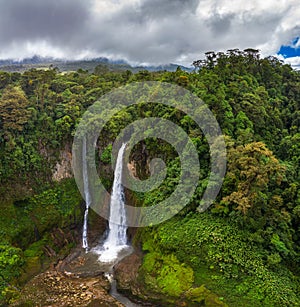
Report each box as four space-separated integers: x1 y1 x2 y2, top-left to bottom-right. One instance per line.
0 49 299 305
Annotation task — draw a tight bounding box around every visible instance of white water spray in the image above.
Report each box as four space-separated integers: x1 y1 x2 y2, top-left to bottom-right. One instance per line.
82 136 91 250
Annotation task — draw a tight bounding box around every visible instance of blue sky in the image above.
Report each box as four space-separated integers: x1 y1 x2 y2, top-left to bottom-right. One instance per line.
278 37 300 58
277 37 300 69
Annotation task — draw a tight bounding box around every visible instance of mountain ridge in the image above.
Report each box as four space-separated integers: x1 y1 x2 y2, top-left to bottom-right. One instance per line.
0 55 193 73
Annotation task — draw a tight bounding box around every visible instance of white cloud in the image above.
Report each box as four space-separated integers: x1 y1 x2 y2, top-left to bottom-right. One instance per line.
0 0 299 65
284 56 300 69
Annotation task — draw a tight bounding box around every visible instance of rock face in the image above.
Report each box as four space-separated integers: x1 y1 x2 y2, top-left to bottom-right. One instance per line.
114 251 159 305
114 252 143 295
114 251 229 307
52 146 73 181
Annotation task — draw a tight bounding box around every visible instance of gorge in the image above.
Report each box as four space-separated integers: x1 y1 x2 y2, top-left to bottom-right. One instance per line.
1 51 299 306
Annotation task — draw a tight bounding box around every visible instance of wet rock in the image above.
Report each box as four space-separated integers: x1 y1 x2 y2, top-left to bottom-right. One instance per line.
87 298 122 307
114 251 142 295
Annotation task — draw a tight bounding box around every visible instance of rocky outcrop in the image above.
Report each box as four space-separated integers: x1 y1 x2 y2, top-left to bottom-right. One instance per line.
114 252 143 295
114 251 174 305
114 251 161 305
114 250 228 307
52 145 73 181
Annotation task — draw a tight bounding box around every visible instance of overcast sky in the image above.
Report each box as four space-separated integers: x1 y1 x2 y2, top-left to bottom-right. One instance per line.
0 0 299 66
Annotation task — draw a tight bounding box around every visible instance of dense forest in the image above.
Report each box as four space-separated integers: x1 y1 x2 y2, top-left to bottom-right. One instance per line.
0 49 299 306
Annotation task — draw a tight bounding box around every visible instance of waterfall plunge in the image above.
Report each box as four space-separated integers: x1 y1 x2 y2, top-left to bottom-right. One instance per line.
98 143 129 262
82 136 91 250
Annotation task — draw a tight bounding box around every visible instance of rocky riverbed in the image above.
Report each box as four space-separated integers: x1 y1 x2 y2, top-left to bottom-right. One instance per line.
12 269 124 306
11 246 155 307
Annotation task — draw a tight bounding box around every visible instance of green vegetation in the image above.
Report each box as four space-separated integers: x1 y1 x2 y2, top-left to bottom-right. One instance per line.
142 252 194 297
0 49 299 305
139 213 299 306
0 180 82 303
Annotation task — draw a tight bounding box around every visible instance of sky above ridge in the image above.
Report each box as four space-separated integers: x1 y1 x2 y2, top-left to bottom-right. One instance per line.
0 0 299 67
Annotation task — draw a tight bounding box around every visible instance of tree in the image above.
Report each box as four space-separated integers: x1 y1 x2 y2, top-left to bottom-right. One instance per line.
0 86 31 136
220 141 285 214
0 72 10 89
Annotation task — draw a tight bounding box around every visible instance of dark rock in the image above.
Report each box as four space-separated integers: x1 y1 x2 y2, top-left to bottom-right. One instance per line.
114 251 143 295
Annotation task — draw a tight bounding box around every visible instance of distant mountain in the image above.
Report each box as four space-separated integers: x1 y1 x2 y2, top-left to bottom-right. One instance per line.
137 63 193 72
0 55 53 66
0 55 193 73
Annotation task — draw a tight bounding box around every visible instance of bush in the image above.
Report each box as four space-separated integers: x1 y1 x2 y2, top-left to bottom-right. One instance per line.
139 213 300 306
0 244 24 301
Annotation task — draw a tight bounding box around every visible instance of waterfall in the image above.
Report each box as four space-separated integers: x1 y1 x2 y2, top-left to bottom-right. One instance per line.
82 136 91 250
98 143 129 262
78 142 136 305
104 143 127 246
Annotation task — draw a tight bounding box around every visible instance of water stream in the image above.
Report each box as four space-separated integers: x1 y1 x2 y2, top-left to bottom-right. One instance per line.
82 136 91 250
105 272 140 307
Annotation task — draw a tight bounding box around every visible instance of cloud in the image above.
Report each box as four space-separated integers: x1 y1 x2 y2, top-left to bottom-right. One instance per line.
0 0 299 65
0 0 93 59
207 13 234 35
0 0 92 43
282 56 300 70
139 0 200 19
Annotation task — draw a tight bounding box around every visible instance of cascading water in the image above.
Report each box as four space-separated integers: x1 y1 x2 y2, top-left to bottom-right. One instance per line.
82 136 91 250
71 142 138 306
98 143 129 262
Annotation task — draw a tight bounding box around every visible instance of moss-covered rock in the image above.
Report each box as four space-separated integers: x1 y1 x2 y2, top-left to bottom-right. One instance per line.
186 285 228 306
142 252 194 297
135 213 300 306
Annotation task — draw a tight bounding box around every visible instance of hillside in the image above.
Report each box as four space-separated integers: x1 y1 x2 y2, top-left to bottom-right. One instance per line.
0 49 299 306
